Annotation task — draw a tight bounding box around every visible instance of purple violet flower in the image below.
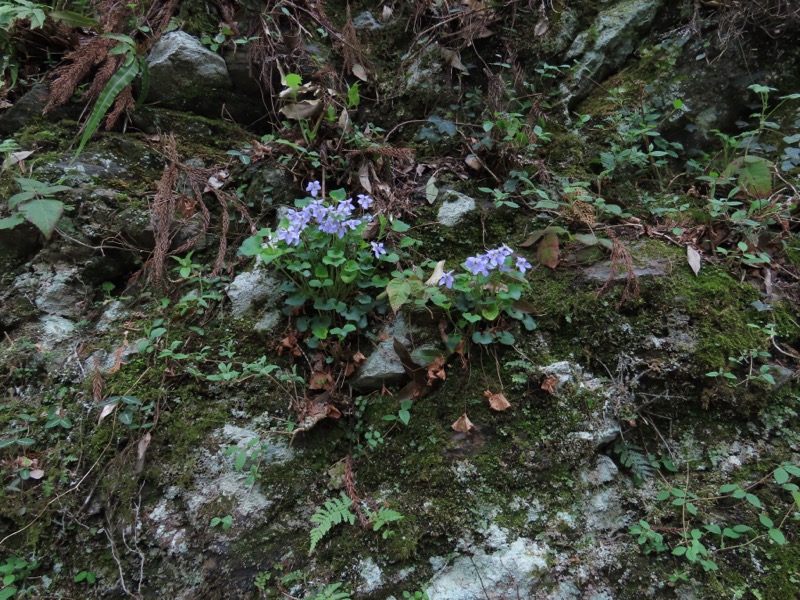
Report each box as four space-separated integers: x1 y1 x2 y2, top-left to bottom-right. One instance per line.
516 256 532 274
357 194 374 209
277 225 302 246
305 180 321 198
439 270 455 289
465 255 490 277
371 241 387 259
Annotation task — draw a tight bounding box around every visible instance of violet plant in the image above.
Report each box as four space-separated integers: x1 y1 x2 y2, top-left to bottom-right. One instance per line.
385 246 536 348
240 182 398 344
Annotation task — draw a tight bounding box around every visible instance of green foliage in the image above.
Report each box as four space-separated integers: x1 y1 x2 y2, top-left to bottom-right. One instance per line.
74 33 148 157
368 506 404 539
240 187 396 345
0 177 70 239
612 439 654 482
309 493 356 553
0 555 38 599
634 461 800 578
210 515 233 531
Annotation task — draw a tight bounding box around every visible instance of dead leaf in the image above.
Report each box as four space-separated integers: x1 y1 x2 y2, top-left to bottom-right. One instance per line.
425 260 447 286
379 5 393 22
352 63 368 81
358 162 372 194
29 469 45 480
280 98 323 120
541 375 558 394
134 432 151 474
440 46 468 73
338 107 351 132
309 370 334 390
98 402 118 424
3 150 34 171
464 154 483 171
325 404 342 419
484 390 511 411
687 246 701 276
537 231 559 269
353 351 366 365
452 413 475 433
427 356 448 384
534 16 550 37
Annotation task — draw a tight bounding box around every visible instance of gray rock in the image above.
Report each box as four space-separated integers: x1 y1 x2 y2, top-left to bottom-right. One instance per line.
226 266 281 318
353 11 382 30
425 535 550 599
253 310 281 333
570 417 621 449
352 315 411 391
0 83 49 135
564 0 664 104
437 191 477 227
147 32 232 114
14 263 86 319
581 455 619 486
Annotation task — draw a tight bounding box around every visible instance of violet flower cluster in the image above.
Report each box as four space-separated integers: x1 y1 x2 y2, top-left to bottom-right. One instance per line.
438 245 532 289
272 181 375 250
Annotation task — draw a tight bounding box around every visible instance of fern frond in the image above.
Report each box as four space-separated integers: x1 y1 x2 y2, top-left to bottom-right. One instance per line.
309 493 355 553
74 56 139 157
613 440 654 481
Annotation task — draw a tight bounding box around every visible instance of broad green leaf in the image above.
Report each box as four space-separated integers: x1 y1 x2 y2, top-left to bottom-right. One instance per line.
75 58 140 157
18 199 64 238
768 528 786 545
0 213 25 230
739 156 772 197
385 278 412 313
774 467 789 485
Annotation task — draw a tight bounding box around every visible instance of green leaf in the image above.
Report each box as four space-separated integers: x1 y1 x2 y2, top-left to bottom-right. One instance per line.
391 219 411 232
768 528 786 545
234 450 247 471
49 10 100 29
75 58 140 157
347 82 360 108
0 586 18 600
481 303 500 321
774 467 789 485
759 514 774 528
745 493 762 508
285 72 302 90
18 199 64 239
472 331 494 344
385 278 412 314
0 213 26 230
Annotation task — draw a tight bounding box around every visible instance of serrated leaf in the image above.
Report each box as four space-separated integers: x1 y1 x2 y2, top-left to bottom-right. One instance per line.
18 199 64 238
75 58 140 157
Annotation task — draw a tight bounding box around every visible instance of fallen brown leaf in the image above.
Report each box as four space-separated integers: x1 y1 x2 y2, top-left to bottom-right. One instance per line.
541 375 558 394
484 390 511 411
452 413 475 433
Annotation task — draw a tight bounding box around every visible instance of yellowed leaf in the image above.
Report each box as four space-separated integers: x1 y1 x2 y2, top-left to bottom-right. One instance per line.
452 413 475 433
484 390 511 411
